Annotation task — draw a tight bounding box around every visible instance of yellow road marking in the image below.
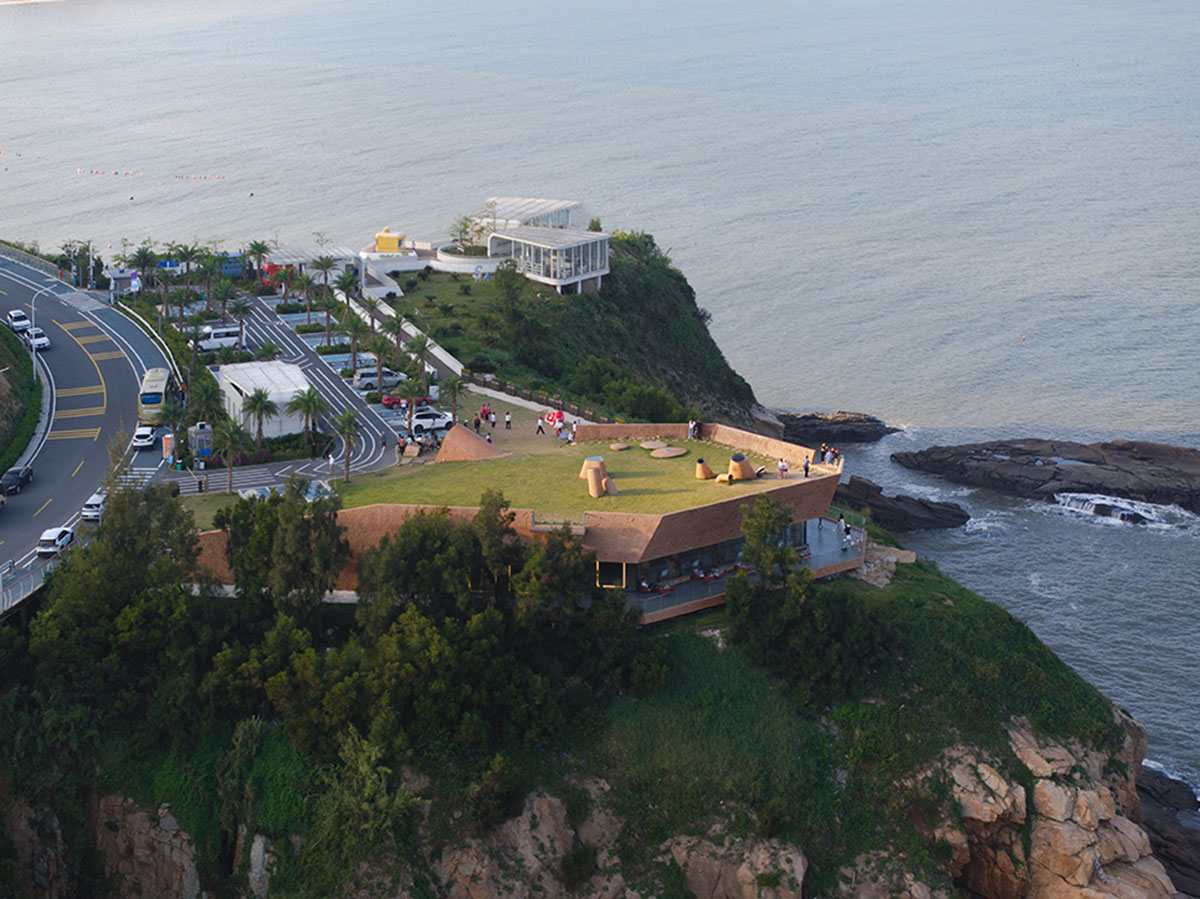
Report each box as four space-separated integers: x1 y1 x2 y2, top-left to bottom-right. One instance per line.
56 320 96 331
56 384 104 398
33 498 52 518
54 319 107 414
71 460 85 477
46 427 102 441
90 350 125 361
74 334 112 345
54 405 106 420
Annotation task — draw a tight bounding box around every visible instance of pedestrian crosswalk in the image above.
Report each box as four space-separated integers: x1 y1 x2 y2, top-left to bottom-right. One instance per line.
114 467 161 490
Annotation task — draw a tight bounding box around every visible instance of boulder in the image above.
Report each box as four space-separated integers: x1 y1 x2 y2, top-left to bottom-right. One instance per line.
665 835 807 898
777 410 898 445
835 476 969 531
1137 768 1200 896
891 438 1200 515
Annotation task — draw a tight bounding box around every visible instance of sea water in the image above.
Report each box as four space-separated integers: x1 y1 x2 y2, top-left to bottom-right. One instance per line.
2 0 1198 784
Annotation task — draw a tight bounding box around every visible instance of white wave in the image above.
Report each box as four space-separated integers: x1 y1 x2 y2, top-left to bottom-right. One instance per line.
1143 758 1200 798
1051 493 1200 531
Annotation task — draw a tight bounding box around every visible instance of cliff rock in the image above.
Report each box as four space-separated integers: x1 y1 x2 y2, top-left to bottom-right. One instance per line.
835 475 970 531
891 439 1200 515
0 777 71 897
933 712 1182 899
664 834 807 899
778 411 898 446
94 796 206 898
1137 769 1200 897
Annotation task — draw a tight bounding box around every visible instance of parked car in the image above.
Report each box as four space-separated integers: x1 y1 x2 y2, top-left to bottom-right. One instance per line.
6 309 31 333
36 525 75 557
380 393 433 410
352 367 404 391
131 425 158 449
1 466 33 495
80 491 106 522
410 408 453 434
188 324 241 352
22 326 50 350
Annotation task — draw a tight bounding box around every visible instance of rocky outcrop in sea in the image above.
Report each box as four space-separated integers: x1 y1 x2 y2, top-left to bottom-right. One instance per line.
777 411 898 446
891 439 1200 515
835 475 970 531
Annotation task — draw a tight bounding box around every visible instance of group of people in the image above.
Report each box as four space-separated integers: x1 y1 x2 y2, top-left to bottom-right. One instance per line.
535 411 577 443
472 403 496 434
818 443 841 465
686 418 702 439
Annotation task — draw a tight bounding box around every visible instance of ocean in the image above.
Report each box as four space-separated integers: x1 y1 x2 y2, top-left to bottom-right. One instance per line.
3 0 1198 784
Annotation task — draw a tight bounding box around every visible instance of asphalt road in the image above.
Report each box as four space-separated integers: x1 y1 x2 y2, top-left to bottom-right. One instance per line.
0 259 170 573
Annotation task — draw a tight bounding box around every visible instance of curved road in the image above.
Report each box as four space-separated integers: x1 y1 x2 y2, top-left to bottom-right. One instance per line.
0 258 169 579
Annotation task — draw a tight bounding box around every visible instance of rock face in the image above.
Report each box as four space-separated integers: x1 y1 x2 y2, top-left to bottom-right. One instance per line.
835 476 970 531
891 439 1200 515
664 835 807 899
1138 769 1200 897
778 411 898 446
935 713 1182 899
0 778 71 898
94 796 206 898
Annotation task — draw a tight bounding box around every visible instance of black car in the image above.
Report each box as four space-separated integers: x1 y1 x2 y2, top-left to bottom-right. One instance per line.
1 466 33 495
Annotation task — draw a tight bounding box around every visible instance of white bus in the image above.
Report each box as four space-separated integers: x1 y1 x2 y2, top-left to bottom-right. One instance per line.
137 367 175 423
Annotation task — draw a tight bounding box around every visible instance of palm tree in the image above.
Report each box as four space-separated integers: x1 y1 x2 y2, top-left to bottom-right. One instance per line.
210 279 237 322
368 335 392 393
243 387 278 449
286 385 328 442
311 255 336 302
317 293 339 346
343 315 371 373
158 397 186 442
393 379 426 436
381 315 407 370
246 240 271 283
171 242 201 293
329 408 360 482
229 299 253 350
293 272 317 325
186 312 207 376
129 244 157 296
195 253 218 308
335 269 359 303
271 266 294 301
440 375 464 424
213 419 252 494
254 341 281 361
359 296 380 332
216 346 238 366
406 333 431 394
187 376 223 425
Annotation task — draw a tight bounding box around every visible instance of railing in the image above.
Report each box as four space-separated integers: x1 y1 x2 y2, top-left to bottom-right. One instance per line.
0 242 67 281
0 555 59 616
116 301 184 381
459 371 613 422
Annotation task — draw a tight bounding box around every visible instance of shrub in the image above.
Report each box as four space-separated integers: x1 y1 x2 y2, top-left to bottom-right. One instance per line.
250 282 276 296
364 391 382 405
470 755 523 831
315 344 351 356
560 843 598 890
466 356 496 373
404 278 418 291
295 323 325 334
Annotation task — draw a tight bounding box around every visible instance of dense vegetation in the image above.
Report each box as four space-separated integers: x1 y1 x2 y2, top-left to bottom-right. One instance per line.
0 326 40 474
0 480 665 895
390 233 757 423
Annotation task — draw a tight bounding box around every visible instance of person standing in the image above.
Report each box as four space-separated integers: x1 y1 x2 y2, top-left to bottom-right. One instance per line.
490 411 497 429
473 415 481 434
803 457 810 478
536 415 545 435
504 411 511 430
777 457 788 478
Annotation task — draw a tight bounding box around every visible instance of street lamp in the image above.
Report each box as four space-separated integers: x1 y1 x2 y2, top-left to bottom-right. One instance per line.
29 285 57 385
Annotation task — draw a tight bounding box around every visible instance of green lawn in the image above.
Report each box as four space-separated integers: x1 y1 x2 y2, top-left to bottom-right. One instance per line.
335 438 788 521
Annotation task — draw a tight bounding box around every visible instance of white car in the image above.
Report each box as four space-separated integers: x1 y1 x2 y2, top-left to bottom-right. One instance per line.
22 327 50 350
6 309 31 333
352 367 404 391
80 491 106 522
36 525 76 557
132 425 158 449
410 408 453 434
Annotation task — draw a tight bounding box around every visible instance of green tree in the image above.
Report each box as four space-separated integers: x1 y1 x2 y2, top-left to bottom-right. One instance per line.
406 333 431 395
359 296 381 333
246 240 271 282
317 293 339 347
381 315 407 370
440 375 464 424
335 269 359 303
271 266 294 300
186 312 207 376
286 385 329 442
243 387 278 449
330 408 360 482
474 490 519 605
229 298 253 350
213 418 252 493
392 378 426 436
293 272 317 325
129 243 157 296
342 315 371 373
368 335 393 392
210 278 237 323
188 376 223 425
311 255 336 301
254 341 281 362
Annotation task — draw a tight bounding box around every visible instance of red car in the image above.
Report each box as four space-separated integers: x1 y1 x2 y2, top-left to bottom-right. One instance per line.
380 393 433 409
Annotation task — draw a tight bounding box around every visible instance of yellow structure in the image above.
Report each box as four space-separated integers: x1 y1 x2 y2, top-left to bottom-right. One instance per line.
695 459 715 480
728 453 756 481
374 228 404 253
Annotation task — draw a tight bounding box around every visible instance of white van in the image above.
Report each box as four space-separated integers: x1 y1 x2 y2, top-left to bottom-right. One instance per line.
190 324 241 352
81 491 106 522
